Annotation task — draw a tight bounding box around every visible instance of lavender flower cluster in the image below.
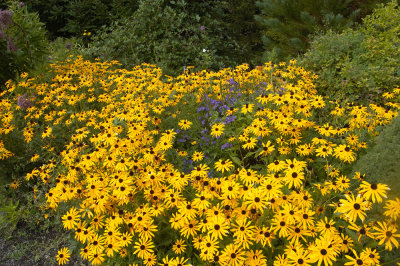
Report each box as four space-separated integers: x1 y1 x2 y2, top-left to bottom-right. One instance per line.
0 8 18 52
17 94 35 110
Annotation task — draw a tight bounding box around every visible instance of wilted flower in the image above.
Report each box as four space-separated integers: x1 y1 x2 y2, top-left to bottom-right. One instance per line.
65 42 72 49
7 37 18 52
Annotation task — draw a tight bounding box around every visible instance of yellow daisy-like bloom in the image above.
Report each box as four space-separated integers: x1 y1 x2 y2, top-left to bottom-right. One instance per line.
358 181 389 203
133 238 155 259
56 247 71 265
178 119 192 130
192 151 204 162
211 123 225 138
172 239 187 254
220 244 246 266
383 197 400 221
62 207 81 230
214 159 234 173
241 103 254 114
373 221 400 251
336 193 368 222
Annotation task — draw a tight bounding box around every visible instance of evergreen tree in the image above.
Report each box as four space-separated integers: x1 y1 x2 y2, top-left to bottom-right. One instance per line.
255 0 385 62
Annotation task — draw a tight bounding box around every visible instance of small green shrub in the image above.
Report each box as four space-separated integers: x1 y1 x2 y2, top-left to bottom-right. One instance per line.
0 1 49 89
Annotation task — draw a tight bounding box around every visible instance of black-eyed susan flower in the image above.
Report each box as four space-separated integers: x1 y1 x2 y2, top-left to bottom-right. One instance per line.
211 123 225 138
359 181 389 203
373 221 400 251
62 207 81 230
214 159 234 173
172 239 186 254
178 119 192 130
133 238 155 259
56 247 71 265
192 151 204 162
336 193 368 222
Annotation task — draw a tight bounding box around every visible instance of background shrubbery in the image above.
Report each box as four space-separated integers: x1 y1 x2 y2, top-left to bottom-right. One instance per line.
0 1 49 89
300 1 400 102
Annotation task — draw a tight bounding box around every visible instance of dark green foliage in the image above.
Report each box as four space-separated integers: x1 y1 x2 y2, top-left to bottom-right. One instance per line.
211 0 264 66
25 0 70 38
83 0 224 75
299 1 400 102
25 0 139 38
255 0 385 62
352 115 400 198
0 1 49 89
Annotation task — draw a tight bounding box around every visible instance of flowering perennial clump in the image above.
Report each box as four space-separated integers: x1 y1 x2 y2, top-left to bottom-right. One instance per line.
1 56 400 265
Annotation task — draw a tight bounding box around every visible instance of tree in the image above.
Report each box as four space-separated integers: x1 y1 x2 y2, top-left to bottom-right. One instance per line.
255 0 385 62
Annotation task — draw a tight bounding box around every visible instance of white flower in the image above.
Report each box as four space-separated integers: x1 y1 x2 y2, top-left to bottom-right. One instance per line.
202 49 207 53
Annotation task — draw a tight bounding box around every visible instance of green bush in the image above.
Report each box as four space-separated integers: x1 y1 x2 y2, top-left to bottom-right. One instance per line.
83 0 228 75
0 1 49 89
299 0 400 102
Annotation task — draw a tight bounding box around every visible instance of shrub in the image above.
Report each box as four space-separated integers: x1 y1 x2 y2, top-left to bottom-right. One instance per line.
300 0 400 102
0 1 49 89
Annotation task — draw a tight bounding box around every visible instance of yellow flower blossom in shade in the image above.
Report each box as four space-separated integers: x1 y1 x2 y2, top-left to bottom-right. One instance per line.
334 144 356 162
10 179 20 189
373 221 400 251
241 136 257 150
384 197 400 221
88 250 105 265
178 119 192 130
211 123 225 138
192 151 204 162
62 207 81 230
336 193 368 222
345 250 366 266
42 126 52 138
30 153 40 162
214 159 234 173
360 248 380 265
56 247 71 265
358 181 389 203
172 239 186 254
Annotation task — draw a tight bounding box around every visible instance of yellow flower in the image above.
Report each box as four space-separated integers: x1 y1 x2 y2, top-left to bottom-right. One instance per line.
214 159 234 173
56 247 71 265
178 119 192 130
211 123 225 138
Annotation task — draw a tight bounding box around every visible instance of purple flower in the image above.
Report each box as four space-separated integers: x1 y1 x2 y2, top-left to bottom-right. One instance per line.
18 2 24 8
200 25 205 31
17 94 34 110
0 10 13 28
65 42 72 49
225 115 236 124
221 143 232 150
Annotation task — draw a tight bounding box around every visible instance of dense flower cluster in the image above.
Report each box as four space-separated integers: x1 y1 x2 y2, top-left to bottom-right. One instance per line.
1 56 400 265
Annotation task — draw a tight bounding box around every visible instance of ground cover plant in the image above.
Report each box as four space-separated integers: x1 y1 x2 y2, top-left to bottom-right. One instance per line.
0 56 400 265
